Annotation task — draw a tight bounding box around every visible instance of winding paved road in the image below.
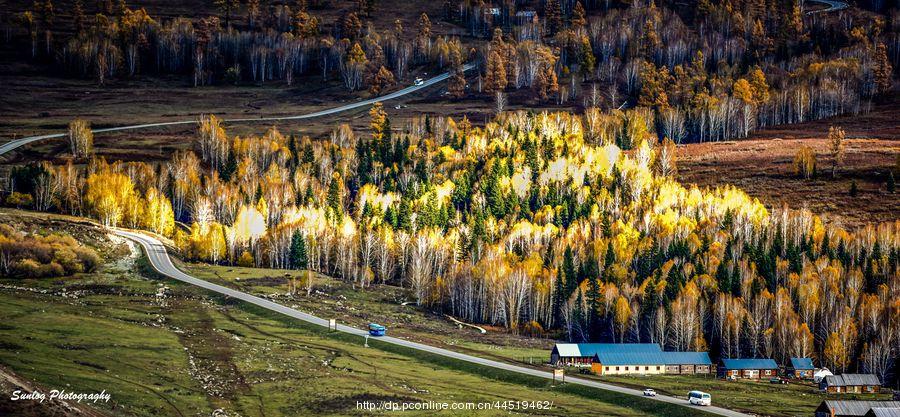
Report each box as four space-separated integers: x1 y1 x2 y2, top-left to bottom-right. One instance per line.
117 229 750 417
0 64 474 157
806 0 848 14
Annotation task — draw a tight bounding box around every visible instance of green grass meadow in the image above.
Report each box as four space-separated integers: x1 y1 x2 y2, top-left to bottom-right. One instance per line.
0 250 700 417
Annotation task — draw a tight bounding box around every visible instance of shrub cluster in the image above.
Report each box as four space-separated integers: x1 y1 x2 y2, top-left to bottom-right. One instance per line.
0 224 101 278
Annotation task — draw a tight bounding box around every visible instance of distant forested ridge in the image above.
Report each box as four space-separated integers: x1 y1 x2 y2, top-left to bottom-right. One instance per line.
2 0 896 142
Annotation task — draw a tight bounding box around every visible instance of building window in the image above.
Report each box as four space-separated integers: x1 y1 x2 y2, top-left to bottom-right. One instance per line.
616 367 620 371
625 367 629 371
605 367 609 371
645 366 649 371
656 366 661 370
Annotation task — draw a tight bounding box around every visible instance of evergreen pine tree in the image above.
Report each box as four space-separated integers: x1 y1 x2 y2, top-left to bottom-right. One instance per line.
716 259 731 295
485 166 506 218
552 266 566 328
220 150 237 182
603 240 616 281
302 143 315 165
303 184 314 205
290 231 308 269
356 138 372 185
327 176 343 218
288 134 297 162
572 289 585 342
254 184 263 202
398 197 412 231
562 246 577 295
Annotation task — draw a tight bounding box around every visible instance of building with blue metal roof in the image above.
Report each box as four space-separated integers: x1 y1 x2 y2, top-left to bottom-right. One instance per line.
718 358 779 379
662 352 714 374
549 343 712 375
550 343 662 367
787 357 815 379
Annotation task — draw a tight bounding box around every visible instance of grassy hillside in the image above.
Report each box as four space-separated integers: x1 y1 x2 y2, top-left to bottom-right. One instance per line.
181 262 552 364
0 210 697 417
0 257 651 416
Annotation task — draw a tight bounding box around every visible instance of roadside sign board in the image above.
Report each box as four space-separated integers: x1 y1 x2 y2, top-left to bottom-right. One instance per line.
553 368 565 383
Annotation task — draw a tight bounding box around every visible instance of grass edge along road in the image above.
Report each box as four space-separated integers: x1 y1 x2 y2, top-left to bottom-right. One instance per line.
120 228 742 417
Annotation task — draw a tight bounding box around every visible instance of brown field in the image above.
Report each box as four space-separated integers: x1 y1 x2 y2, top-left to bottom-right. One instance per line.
678 138 898 228
678 94 900 228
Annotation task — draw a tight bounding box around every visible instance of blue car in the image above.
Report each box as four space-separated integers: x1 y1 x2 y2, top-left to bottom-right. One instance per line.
368 323 386 336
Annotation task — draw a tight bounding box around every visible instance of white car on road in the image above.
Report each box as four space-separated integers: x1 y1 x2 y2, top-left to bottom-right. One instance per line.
414 77 424 86
643 389 656 397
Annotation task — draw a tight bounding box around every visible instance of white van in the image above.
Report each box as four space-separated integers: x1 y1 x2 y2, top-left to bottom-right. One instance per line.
688 390 711 406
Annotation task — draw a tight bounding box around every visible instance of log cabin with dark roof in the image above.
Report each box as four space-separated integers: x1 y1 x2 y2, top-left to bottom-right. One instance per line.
820 374 882 394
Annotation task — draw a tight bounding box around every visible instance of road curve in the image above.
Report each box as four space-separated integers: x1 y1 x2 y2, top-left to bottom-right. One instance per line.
806 0 848 14
117 229 750 417
0 64 475 157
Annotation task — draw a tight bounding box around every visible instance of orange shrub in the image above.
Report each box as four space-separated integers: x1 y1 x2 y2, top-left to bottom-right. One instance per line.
0 224 101 278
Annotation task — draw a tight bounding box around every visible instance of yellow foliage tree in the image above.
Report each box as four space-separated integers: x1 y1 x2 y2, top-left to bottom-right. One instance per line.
143 187 175 237
67 118 94 158
794 146 816 180
83 166 141 227
614 295 632 342
828 126 845 178
237 250 254 267
823 331 849 373
233 204 267 245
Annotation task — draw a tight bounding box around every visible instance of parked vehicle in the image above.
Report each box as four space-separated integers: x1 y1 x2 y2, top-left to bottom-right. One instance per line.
769 377 788 384
368 323 386 336
688 391 711 406
414 78 424 86
643 389 657 397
